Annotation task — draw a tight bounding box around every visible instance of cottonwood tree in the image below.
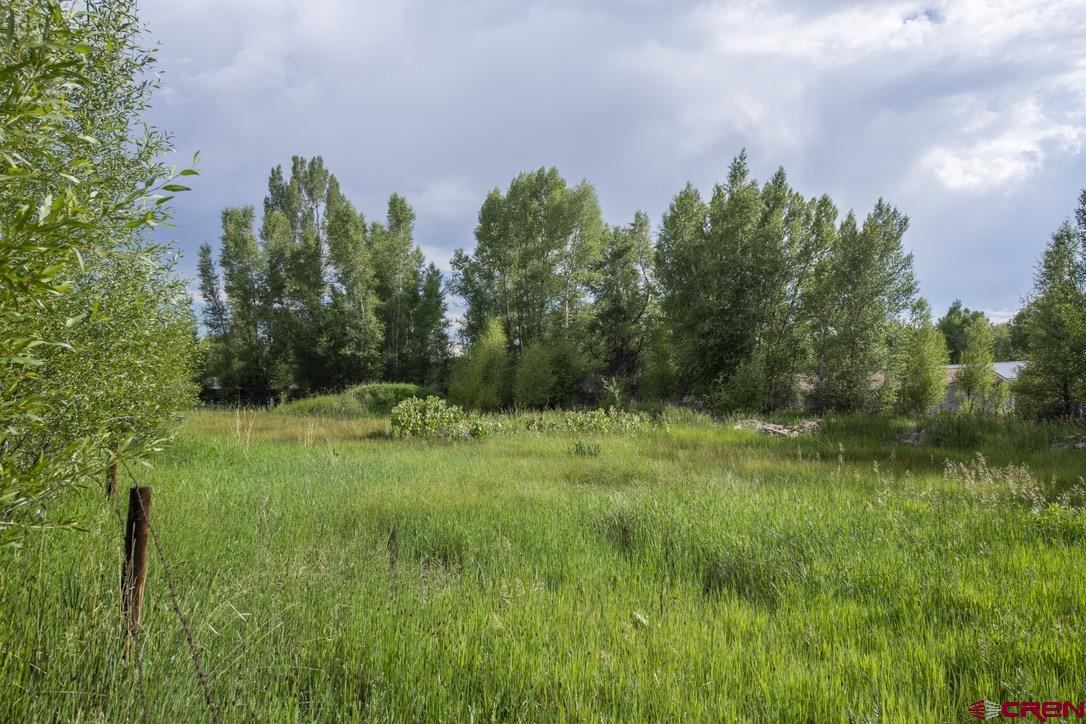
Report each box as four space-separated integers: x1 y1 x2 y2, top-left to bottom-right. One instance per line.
452 168 604 353
808 201 917 412
656 153 830 410
897 299 948 415
1015 195 1086 418
590 211 655 386
956 315 995 414
371 194 423 380
937 300 986 364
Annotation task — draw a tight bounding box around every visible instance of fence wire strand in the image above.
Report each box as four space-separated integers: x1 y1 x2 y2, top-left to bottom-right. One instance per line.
115 462 223 724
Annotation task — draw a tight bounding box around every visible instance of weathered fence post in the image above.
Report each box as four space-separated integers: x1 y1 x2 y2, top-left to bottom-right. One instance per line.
122 486 152 636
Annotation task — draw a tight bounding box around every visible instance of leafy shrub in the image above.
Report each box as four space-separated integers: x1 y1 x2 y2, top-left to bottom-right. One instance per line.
710 353 768 414
511 407 652 435
448 319 510 411
513 344 556 408
352 383 428 415
390 396 499 439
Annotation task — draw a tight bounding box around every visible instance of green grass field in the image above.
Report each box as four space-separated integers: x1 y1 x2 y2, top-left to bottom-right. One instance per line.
3 410 1085 721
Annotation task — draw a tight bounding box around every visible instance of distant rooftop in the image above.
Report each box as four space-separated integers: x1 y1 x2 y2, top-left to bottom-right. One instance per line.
945 361 1026 381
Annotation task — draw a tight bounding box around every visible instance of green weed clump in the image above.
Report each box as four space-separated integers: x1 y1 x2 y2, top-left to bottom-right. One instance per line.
570 440 602 458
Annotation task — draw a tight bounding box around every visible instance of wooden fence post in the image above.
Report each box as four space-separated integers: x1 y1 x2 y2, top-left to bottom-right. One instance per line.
122 486 152 636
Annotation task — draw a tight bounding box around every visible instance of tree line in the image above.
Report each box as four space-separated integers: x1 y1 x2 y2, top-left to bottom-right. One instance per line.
198 154 1086 419
197 158 450 402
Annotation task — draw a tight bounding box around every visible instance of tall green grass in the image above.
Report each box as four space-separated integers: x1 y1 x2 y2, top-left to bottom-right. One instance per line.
2 410 1084 721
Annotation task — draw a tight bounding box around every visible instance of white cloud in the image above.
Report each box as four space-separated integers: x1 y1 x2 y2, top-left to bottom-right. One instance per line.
141 0 1086 317
922 97 1085 192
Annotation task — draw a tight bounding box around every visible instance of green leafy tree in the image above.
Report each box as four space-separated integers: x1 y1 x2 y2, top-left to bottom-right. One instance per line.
991 313 1027 362
448 319 510 411
203 157 387 397
513 343 556 408
451 168 604 353
897 299 948 415
956 315 995 414
1015 199 1086 418
809 202 917 412
656 153 832 409
371 194 423 380
937 300 986 364
591 212 655 385
407 264 450 387
1 0 197 544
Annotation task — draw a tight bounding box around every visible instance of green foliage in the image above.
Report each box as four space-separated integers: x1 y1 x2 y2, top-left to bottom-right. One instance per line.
591 211 655 383
657 156 832 408
936 299 986 365
505 407 652 435
711 352 769 414
276 393 367 419
200 160 449 399
353 382 430 415
956 315 995 414
570 440 602 457
513 343 556 408
451 168 604 348
897 299 949 415
448 319 510 411
1015 199 1086 419
390 396 496 439
809 202 917 412
1 0 197 545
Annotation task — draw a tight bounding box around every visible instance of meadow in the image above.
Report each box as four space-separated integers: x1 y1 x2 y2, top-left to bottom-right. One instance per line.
2 409 1085 722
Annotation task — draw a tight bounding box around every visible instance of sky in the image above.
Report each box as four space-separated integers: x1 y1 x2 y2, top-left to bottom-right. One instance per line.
141 0 1086 324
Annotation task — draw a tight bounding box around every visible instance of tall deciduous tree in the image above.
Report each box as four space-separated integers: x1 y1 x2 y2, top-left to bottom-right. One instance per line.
956 315 995 414
897 299 948 415
452 168 604 353
371 193 423 380
809 201 917 412
1015 195 1086 418
656 153 831 410
591 211 655 384
937 300 986 364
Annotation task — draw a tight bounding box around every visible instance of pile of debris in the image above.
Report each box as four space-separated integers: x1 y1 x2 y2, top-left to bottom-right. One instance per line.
898 429 924 446
1050 435 1086 452
734 419 821 437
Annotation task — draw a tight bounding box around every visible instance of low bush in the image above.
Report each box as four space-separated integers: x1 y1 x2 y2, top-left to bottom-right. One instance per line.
390 396 499 439
507 407 652 435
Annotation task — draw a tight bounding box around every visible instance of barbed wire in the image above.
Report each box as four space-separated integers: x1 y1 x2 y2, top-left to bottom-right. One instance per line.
115 462 223 724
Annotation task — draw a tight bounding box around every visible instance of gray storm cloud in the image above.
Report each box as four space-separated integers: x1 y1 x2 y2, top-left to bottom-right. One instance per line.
142 0 1086 319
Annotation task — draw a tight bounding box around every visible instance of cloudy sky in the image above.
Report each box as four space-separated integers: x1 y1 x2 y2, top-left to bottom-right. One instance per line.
142 0 1086 322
